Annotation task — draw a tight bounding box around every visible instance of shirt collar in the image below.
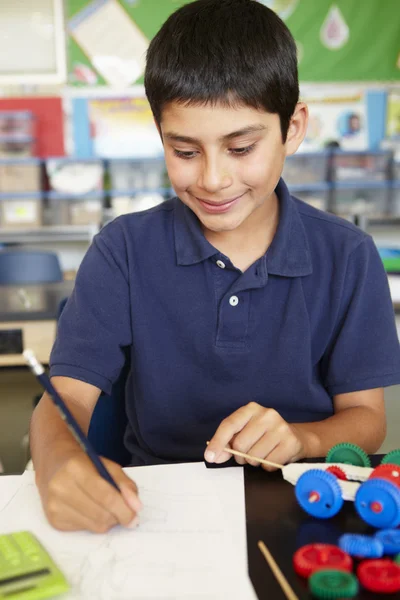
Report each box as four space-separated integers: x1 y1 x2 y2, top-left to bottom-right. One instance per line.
174 199 217 265
266 178 312 277
174 178 312 277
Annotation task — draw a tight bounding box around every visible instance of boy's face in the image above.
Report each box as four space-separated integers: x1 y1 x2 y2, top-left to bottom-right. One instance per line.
160 101 307 236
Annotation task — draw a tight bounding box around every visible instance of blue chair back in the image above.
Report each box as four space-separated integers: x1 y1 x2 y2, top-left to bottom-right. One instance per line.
58 298 130 466
0 250 63 284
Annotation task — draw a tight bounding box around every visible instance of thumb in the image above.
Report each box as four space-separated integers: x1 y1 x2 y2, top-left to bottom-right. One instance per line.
100 457 143 513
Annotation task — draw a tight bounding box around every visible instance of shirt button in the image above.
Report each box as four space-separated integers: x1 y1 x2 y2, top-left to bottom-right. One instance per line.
216 260 226 269
229 295 239 306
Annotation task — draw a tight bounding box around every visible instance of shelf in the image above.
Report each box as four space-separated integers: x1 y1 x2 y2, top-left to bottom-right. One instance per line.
334 181 390 190
288 182 332 193
367 216 400 226
0 225 99 244
0 189 174 200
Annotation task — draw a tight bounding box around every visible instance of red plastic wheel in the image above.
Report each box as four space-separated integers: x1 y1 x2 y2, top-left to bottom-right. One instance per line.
357 559 400 593
293 543 353 578
326 466 347 480
369 464 400 488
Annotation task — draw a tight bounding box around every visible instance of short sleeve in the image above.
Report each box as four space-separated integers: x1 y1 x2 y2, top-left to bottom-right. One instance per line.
49 224 132 394
322 235 400 396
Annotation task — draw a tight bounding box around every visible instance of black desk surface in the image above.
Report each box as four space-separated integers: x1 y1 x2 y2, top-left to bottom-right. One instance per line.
0 281 74 322
245 455 400 599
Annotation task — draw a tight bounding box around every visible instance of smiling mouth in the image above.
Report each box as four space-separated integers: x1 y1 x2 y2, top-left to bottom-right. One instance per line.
194 192 245 206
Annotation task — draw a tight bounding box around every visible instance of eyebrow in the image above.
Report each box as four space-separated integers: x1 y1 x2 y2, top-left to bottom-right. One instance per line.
163 124 267 145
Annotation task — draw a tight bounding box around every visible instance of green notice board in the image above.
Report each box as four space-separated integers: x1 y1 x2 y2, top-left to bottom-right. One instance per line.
67 0 190 86
67 0 400 85
283 0 400 82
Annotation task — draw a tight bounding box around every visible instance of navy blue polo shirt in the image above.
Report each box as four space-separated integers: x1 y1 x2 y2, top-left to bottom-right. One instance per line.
50 179 400 466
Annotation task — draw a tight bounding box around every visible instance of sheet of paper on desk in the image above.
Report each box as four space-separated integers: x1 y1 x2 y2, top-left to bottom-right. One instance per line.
0 464 257 600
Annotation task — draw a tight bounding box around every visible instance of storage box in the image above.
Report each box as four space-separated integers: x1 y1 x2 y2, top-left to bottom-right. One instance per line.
282 153 329 186
108 159 166 192
111 193 165 218
0 197 43 228
47 196 103 226
0 135 35 158
332 151 391 182
69 198 102 225
0 161 41 193
0 111 35 137
46 159 104 195
332 185 389 218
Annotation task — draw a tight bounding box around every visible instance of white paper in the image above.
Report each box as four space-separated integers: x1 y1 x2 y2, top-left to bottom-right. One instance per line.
0 475 23 511
69 0 149 87
0 463 257 600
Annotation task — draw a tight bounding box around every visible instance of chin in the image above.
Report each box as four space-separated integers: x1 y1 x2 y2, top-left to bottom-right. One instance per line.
199 215 244 233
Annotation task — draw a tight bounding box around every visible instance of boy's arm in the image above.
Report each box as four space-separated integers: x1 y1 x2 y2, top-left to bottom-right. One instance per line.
205 391 386 469
293 388 386 458
30 376 101 478
30 376 142 532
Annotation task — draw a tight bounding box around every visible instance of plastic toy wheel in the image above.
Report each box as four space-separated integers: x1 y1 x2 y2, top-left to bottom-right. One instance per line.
381 449 400 466
326 443 371 467
295 470 343 519
338 534 383 559
375 529 400 555
293 544 352 578
326 466 347 480
357 559 400 593
369 464 400 488
355 478 400 529
309 569 358 598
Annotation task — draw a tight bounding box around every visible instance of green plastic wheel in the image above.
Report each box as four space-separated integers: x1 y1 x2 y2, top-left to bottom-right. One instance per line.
381 449 400 466
394 553 400 565
326 443 371 467
309 569 358 598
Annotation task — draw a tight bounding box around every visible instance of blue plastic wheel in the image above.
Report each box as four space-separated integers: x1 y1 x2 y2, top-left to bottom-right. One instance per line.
338 534 383 559
355 479 400 529
375 529 400 555
295 469 343 519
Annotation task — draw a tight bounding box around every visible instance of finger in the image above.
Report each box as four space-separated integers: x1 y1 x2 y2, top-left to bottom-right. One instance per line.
81 478 138 528
102 458 143 514
246 431 281 468
46 481 118 533
206 403 260 463
261 439 302 471
69 456 141 527
230 417 276 466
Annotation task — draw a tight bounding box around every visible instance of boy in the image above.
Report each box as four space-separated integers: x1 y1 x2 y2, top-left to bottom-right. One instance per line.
30 0 400 533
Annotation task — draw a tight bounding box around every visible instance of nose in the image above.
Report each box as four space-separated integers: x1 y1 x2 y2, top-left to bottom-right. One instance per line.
197 156 233 193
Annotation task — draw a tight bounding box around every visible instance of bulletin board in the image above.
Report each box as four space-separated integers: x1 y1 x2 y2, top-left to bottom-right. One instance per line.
66 0 400 86
282 0 400 82
67 0 191 86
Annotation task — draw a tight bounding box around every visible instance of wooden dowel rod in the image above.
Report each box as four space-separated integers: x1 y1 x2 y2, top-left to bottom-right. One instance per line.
258 541 299 600
206 442 284 470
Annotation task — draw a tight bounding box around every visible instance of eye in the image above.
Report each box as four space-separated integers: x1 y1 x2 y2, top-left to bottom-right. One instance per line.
173 149 198 160
230 143 256 156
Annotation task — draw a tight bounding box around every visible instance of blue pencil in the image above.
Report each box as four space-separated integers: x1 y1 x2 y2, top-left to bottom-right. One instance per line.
23 349 120 492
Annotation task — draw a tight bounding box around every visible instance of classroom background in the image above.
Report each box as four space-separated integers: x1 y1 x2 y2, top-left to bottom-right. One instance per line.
0 0 399 474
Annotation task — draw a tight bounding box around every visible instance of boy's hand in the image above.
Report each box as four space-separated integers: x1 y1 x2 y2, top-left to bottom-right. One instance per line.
36 449 142 533
205 402 307 470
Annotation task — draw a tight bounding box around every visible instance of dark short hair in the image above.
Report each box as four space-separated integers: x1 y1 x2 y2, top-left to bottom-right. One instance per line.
145 0 299 142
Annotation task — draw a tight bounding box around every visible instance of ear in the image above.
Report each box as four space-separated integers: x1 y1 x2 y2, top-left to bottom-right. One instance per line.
285 102 308 156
